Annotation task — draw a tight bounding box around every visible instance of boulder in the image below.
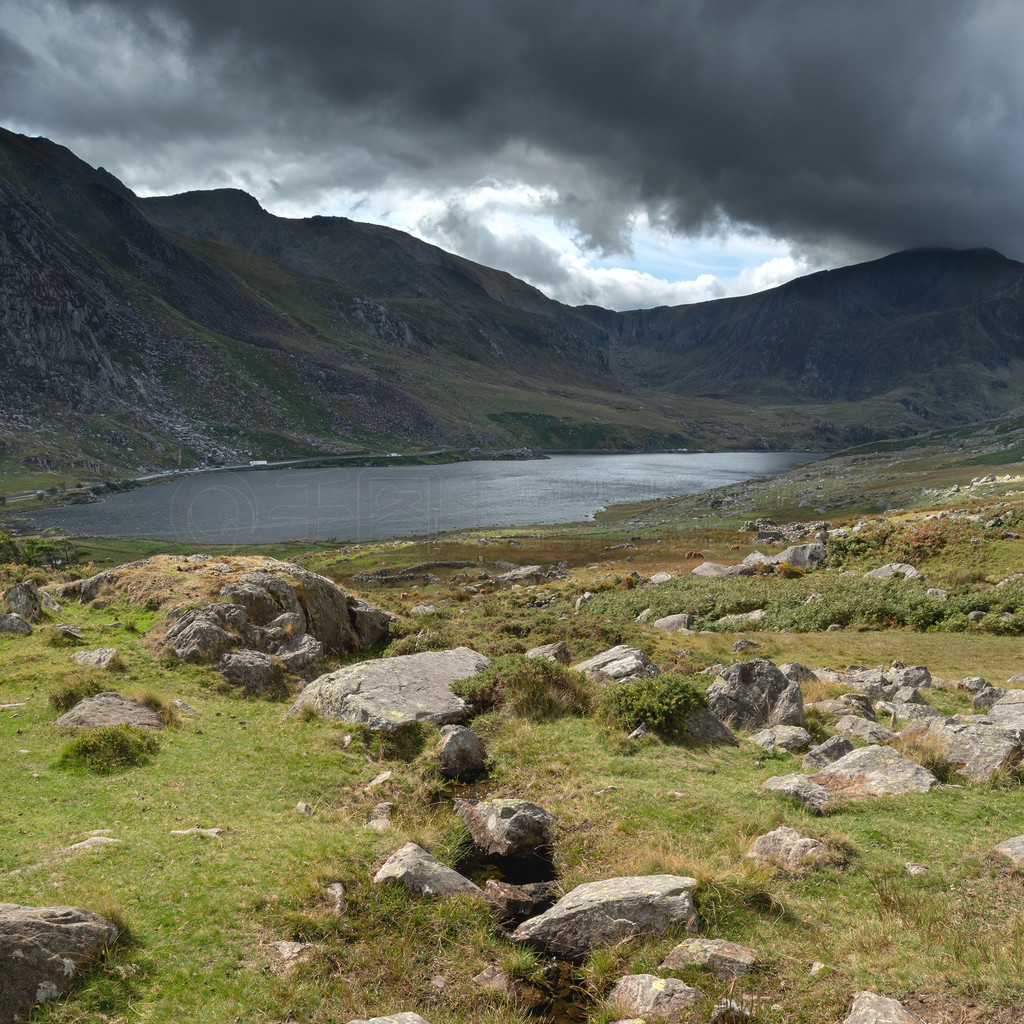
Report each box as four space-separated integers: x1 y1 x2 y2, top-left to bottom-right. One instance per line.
350 597 394 649
70 648 121 669
706 659 806 731
0 903 119 1023
482 879 551 925
682 709 738 745
436 725 487 780
289 648 489 731
409 604 438 615
994 835 1024 865
760 774 833 814
41 591 61 613
803 735 855 772
512 874 697 961
715 608 766 630
691 561 754 578
747 826 827 869
660 937 758 979
779 662 818 686
901 719 1024 781
835 715 897 745
219 580 281 624
496 565 545 585
647 571 673 585
163 610 235 663
772 543 827 569
4 581 41 622
219 650 281 696
752 725 812 752
874 701 942 722
986 689 1024 729
372 843 480 897
274 633 324 674
54 692 164 731
651 613 695 632
809 745 938 798
842 991 923 1023
453 798 555 857
886 665 932 689
525 640 571 664
0 613 32 636
572 645 659 682
607 974 701 1019
864 563 924 581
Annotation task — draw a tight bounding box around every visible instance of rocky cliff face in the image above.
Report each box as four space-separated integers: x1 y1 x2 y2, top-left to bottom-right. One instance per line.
4 126 1024 481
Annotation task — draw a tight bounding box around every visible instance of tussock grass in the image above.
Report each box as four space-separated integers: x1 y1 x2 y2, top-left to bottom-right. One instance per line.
56 724 159 774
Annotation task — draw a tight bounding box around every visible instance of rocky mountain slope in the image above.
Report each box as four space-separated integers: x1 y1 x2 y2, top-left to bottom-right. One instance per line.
4 126 1024 482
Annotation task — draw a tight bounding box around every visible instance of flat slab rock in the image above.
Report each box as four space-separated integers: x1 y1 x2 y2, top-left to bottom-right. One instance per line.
607 974 701 1018
512 874 697 961
0 903 119 1023
986 688 1024 729
572 645 659 681
289 647 489 730
373 843 480 897
660 937 757 979
843 991 923 1023
53 692 164 731
809 745 938 798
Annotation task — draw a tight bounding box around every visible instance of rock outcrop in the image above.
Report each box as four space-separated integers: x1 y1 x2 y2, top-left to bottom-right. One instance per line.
706 659 806 731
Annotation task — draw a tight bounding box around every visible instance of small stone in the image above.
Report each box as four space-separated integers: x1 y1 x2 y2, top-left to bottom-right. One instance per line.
525 640 571 664
905 863 929 876
275 940 310 960
607 974 701 1019
296 801 315 817
712 999 754 1023
66 836 123 852
660 937 757 979
368 771 393 788
324 882 347 914
747 825 827 870
594 785 618 794
171 827 223 838
843 991 923 1023
437 724 486 779
809 961 827 975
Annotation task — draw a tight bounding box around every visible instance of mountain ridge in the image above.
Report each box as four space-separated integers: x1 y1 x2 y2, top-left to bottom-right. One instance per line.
3 126 1024 484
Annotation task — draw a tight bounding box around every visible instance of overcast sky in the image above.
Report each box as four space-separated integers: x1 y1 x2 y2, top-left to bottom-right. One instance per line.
3 0 1023 310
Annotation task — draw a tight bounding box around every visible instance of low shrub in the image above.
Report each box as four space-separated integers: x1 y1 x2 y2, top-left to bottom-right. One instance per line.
598 673 709 741
49 675 105 712
451 654 596 719
57 725 159 774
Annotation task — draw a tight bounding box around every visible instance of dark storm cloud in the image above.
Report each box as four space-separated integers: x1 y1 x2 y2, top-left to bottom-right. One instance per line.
8 0 1024 260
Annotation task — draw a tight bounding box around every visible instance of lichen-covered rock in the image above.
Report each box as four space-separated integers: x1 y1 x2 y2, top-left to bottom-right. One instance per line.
512 874 697 961
994 835 1024 865
163 609 235 663
902 718 1024 781
842 991 923 1023
835 715 896 745
803 735 855 772
809 745 938 798
372 843 480 897
0 903 119 1023
289 648 489 731
752 725 812 752
70 648 121 669
572 645 659 682
0 613 32 636
218 650 281 696
347 1015 435 1024
864 563 924 581
715 608 766 630
274 633 324 674
453 798 555 857
651 613 695 632
54 692 164 731
692 561 754 578
706 659 806 731
683 709 737 745
660 937 758 979
986 688 1024 729
607 974 701 1019
747 826 827 870
761 774 832 814
471 965 546 1009
525 640 571 664
4 581 41 622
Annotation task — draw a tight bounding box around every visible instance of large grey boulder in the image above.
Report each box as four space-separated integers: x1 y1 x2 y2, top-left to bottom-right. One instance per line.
772 543 827 569
453 798 555 857
436 725 486 780
751 725 812 752
512 874 697 961
682 709 737 745
289 648 489 730
572 645 659 682
350 598 394 649
809 745 938 798
660 937 758 979
0 903 119 1023
607 974 701 1019
835 715 897 745
4 581 41 622
803 735 855 772
0 613 32 636
864 563 924 581
274 633 324 674
651 613 695 633
218 650 280 696
760 774 832 814
372 843 480 897
901 719 1024 781
986 688 1024 729
691 561 754 578
54 692 164 731
706 659 806 731
747 826 827 870
163 610 235 663
843 991 923 1023
779 662 818 686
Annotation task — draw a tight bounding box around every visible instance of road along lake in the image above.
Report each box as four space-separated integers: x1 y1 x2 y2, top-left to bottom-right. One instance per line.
25 451 822 544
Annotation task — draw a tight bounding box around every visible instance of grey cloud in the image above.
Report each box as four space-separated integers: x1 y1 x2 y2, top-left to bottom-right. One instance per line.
6 0 1024 262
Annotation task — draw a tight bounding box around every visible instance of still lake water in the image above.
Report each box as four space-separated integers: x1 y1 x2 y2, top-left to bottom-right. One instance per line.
26 452 819 544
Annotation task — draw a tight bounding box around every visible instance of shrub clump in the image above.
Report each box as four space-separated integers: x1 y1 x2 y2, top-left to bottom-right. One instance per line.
451 654 595 719
49 676 105 712
57 724 159 774
599 673 709 741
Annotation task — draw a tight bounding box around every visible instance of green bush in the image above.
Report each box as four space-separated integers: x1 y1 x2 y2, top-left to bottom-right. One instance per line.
451 654 595 719
598 673 709 740
57 725 159 774
49 676 106 712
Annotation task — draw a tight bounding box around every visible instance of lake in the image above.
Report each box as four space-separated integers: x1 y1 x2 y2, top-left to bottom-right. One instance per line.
24 452 820 544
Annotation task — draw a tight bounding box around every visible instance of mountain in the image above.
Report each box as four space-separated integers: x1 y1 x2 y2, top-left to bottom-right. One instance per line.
3 126 1024 483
